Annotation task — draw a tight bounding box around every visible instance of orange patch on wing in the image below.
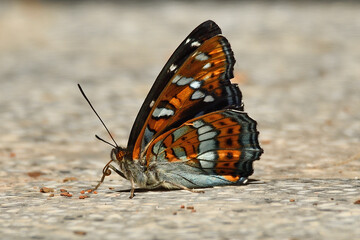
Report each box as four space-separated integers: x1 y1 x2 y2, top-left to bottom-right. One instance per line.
202 113 224 123
223 175 240 182
214 150 242 179
198 36 223 53
217 125 241 137
218 135 241 149
168 97 182 109
179 60 204 76
151 118 168 131
216 161 237 169
211 118 239 129
182 142 199 159
217 150 241 161
162 134 174 148
202 81 221 93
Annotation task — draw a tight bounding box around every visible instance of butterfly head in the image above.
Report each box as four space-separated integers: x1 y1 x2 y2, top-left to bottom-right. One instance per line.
110 146 127 163
108 146 133 180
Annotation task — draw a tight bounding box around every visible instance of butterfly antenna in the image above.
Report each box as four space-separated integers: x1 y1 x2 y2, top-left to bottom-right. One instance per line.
78 84 119 148
95 135 116 148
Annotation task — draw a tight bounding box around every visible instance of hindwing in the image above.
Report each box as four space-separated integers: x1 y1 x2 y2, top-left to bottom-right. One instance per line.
143 109 262 186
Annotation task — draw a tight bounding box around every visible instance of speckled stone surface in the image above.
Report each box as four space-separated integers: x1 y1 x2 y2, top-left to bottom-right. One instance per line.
0 1 359 239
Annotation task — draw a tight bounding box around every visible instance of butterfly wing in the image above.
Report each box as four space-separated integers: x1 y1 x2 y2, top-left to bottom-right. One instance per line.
143 109 263 188
128 22 243 160
127 20 222 153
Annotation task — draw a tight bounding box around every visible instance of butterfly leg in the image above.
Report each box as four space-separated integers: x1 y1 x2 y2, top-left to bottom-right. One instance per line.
92 165 112 191
129 175 136 199
166 182 205 194
148 181 205 194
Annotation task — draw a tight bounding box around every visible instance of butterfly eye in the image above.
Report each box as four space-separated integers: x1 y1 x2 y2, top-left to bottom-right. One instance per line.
110 148 118 161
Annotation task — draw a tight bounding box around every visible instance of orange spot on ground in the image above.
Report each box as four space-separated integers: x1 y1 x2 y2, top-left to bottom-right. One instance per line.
27 171 44 178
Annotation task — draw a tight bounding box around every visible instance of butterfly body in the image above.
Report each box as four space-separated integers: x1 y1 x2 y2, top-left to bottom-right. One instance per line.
86 20 263 198
112 108 261 193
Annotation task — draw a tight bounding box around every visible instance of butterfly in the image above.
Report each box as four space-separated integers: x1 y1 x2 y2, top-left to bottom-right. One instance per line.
79 20 263 198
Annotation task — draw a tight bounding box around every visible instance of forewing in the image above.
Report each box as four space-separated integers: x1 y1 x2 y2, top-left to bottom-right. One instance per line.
131 34 243 160
144 109 263 187
127 20 221 153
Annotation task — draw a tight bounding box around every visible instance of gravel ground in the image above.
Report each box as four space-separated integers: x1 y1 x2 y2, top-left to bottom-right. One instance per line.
0 1 359 239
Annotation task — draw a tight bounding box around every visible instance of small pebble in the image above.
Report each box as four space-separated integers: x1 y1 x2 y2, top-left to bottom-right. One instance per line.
74 231 87 236
40 187 54 193
60 193 72 197
63 177 78 182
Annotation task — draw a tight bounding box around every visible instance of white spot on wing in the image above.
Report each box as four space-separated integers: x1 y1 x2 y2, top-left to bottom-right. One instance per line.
198 125 213 135
192 120 205 128
203 63 211 69
172 75 182 83
198 151 217 161
169 64 177 71
195 52 209 61
173 146 187 160
198 152 216 169
149 100 155 108
176 77 193 86
191 90 205 100
199 139 217 154
185 38 191 44
189 80 201 89
152 107 174 118
152 140 165 155
204 95 215 102
191 41 201 47
198 131 217 141
143 127 154 149
172 126 191 142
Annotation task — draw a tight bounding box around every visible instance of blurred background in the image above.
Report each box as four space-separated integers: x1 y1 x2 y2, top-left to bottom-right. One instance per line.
0 0 359 182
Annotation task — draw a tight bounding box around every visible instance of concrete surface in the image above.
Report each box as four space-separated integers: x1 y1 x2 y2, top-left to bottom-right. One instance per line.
0 1 359 239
